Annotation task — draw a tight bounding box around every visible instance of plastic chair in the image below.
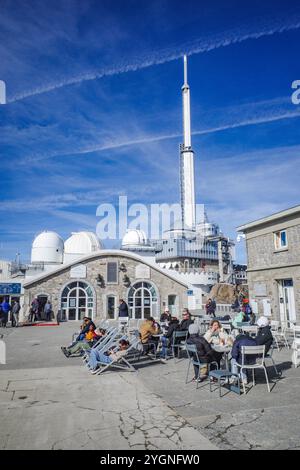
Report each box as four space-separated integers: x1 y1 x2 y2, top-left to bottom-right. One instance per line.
172 330 188 359
185 343 218 389
237 345 270 394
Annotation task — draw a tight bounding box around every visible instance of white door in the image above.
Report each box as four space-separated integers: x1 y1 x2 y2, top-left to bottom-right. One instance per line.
278 279 296 323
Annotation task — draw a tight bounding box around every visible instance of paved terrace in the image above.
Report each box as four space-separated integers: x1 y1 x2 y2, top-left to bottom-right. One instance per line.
0 322 299 450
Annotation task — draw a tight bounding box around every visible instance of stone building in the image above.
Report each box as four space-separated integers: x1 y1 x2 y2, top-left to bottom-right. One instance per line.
23 250 188 322
237 205 300 322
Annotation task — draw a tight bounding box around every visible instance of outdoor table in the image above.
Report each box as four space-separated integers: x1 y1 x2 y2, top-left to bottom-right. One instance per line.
212 344 232 369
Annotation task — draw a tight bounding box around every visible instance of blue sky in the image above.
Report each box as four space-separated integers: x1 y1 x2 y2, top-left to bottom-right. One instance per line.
0 0 300 263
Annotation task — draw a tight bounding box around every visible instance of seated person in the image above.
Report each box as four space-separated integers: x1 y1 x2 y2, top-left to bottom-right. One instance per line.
187 324 220 381
204 320 233 347
62 325 102 357
160 310 193 359
88 339 130 373
231 310 246 329
230 332 257 385
74 317 96 343
160 316 180 359
160 308 172 324
139 317 160 353
255 316 273 354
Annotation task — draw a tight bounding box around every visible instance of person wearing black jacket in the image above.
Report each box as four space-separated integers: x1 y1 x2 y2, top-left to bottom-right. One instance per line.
159 317 179 359
118 299 129 318
187 323 219 380
255 316 273 354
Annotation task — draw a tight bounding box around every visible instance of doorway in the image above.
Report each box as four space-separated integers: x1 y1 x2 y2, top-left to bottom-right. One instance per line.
168 295 177 316
278 279 296 323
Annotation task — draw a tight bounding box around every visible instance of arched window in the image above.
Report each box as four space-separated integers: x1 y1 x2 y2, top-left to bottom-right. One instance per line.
128 281 158 320
61 281 94 321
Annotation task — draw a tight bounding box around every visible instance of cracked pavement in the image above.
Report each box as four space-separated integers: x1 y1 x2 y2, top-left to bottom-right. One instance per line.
0 323 216 450
1 322 299 450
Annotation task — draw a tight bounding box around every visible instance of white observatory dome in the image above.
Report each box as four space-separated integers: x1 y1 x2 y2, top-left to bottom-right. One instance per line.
31 231 64 264
64 231 102 263
122 229 148 247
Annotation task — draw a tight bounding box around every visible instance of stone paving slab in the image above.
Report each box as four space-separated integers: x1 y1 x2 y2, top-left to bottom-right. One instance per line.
136 348 300 450
0 324 217 450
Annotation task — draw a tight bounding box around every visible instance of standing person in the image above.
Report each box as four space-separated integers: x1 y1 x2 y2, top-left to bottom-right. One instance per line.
0 298 11 328
205 298 216 318
30 297 39 322
11 299 21 327
44 299 53 322
118 299 129 318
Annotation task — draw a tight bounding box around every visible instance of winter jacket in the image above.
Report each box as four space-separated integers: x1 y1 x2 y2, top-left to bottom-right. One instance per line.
163 319 180 341
139 320 159 343
1 301 11 313
206 301 216 316
231 334 257 365
187 334 217 363
12 302 21 314
204 328 231 346
178 318 194 331
118 301 129 318
232 311 246 328
255 326 273 355
160 312 172 323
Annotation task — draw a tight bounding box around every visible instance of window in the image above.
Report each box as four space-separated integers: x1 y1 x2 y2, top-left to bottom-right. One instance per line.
274 230 288 250
107 262 118 283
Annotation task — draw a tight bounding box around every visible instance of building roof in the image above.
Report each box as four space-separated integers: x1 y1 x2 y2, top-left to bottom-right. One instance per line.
237 204 300 233
23 249 189 288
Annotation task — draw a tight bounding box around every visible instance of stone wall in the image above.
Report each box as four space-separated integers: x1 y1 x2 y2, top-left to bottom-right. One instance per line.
245 220 300 321
23 253 188 321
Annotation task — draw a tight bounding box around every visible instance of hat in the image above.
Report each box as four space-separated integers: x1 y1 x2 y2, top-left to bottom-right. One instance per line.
189 324 199 335
257 316 270 327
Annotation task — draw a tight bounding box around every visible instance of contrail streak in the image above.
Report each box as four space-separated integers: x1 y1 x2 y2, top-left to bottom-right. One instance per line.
7 11 300 103
22 104 300 164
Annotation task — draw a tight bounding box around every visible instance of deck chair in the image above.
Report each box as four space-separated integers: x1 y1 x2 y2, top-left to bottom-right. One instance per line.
95 338 141 375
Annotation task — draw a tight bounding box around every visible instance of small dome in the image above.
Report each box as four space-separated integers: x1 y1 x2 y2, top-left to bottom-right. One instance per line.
122 229 148 247
64 232 102 261
31 231 64 264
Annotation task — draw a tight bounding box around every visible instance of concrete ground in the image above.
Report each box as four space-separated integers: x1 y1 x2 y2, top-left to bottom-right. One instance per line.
0 323 299 450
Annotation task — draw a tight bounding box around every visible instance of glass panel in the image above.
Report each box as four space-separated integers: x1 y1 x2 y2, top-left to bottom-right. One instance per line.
78 282 87 289
68 282 78 290
69 289 77 298
135 297 142 307
62 287 69 297
86 287 93 297
107 296 115 319
69 298 76 308
107 262 118 283
144 307 151 319
281 231 287 246
135 307 142 319
78 289 86 297
79 297 86 307
144 290 150 297
78 308 86 320
68 309 76 320
133 282 143 289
